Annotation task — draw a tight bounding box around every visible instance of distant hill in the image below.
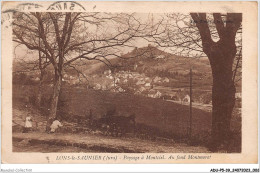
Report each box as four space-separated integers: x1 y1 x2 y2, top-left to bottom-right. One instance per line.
82 45 214 91
12 44 241 92
115 44 211 76
86 44 241 92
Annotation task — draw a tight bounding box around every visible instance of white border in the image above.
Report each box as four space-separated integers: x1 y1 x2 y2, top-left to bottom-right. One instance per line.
0 0 259 172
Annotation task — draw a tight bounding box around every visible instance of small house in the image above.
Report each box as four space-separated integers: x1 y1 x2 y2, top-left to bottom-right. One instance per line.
145 83 151 87
139 86 146 92
153 76 162 83
148 90 162 98
104 70 112 75
115 78 120 83
163 77 170 83
155 55 165 59
94 83 102 90
136 80 145 85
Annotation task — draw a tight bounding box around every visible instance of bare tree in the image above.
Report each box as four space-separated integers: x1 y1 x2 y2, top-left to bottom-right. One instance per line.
13 42 50 108
35 44 50 108
148 13 242 151
190 13 242 151
13 12 152 131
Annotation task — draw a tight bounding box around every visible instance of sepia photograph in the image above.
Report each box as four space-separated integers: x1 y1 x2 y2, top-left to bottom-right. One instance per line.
1 1 258 165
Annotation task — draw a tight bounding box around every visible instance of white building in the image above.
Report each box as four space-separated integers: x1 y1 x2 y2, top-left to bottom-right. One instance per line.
145 77 151 82
148 90 162 98
155 55 165 59
118 87 125 92
128 74 133 78
94 83 102 90
163 77 170 83
136 80 145 85
115 78 120 83
153 76 162 83
139 87 146 92
104 69 112 75
145 83 151 87
111 83 117 87
106 75 113 79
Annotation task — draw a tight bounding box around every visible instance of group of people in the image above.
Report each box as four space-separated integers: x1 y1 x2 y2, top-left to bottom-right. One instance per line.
23 115 63 133
22 109 136 136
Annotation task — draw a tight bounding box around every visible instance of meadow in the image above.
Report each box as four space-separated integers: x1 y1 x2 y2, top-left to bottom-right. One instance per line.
13 84 241 152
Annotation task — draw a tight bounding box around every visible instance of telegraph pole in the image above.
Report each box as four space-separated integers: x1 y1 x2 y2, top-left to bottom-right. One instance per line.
189 68 192 139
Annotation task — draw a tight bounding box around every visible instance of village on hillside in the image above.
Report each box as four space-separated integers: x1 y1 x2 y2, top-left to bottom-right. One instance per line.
13 45 242 109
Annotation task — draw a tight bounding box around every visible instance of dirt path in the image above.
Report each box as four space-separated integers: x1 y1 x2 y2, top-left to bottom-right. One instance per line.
166 100 212 112
13 132 210 153
167 100 241 115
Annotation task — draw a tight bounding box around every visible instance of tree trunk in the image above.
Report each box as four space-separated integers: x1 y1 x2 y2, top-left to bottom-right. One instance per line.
46 69 62 132
36 45 45 108
36 69 46 108
208 42 237 151
190 13 242 151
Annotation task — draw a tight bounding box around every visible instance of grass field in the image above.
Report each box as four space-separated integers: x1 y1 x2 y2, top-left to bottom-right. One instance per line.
13 84 241 152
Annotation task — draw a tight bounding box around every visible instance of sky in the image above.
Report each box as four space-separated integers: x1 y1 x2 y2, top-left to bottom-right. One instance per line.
13 12 231 63
13 13 161 62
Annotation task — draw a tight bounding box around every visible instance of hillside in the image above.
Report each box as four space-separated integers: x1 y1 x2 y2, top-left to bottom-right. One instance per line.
62 45 240 93
78 45 214 89
13 44 242 106
13 84 241 152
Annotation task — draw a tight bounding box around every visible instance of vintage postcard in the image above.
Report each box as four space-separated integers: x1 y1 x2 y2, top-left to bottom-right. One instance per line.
1 1 258 164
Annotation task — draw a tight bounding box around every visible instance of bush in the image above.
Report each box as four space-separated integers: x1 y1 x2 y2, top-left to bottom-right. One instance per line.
13 73 38 85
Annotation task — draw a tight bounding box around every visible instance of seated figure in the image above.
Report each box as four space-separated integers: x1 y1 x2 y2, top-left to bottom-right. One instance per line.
50 119 63 133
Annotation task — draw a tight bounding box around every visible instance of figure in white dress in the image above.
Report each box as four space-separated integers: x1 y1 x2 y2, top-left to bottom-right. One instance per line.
23 116 32 133
50 119 63 133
